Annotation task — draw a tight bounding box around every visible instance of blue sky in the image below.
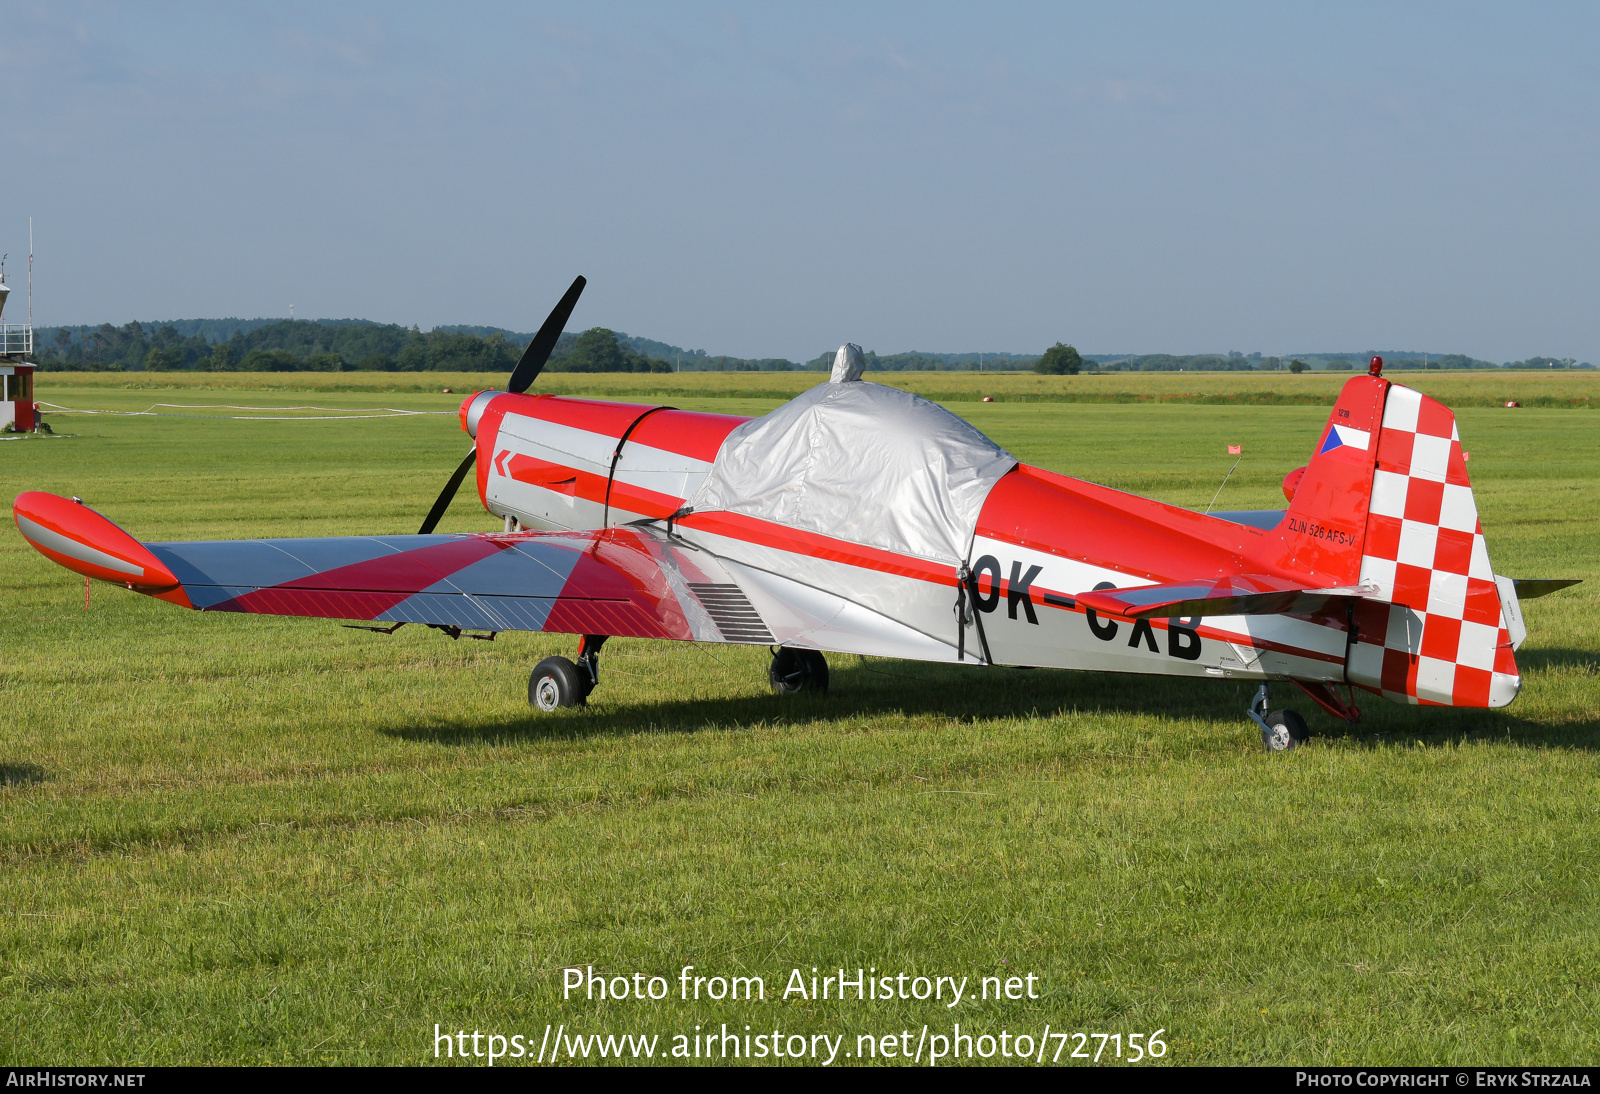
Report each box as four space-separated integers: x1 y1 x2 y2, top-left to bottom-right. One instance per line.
2 2 1596 362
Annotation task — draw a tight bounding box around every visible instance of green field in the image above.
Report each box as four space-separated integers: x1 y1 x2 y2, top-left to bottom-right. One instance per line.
3 372 1598 1066
34 365 1600 409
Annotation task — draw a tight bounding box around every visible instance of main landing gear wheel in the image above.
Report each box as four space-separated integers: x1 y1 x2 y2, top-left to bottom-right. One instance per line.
529 656 591 711
1261 709 1308 752
769 647 828 695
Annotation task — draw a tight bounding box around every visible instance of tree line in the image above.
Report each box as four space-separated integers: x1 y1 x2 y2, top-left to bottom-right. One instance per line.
32 320 678 374
32 320 1049 373
801 349 1046 371
29 318 1587 374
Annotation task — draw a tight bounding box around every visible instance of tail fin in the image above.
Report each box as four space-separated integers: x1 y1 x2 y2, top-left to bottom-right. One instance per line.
1349 383 1518 707
1259 373 1388 587
1260 376 1518 708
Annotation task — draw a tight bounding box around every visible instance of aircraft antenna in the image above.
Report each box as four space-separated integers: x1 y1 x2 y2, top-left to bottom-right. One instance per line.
1204 451 1244 514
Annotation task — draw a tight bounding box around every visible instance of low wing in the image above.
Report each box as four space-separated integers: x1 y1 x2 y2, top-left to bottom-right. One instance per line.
12 491 747 643
1073 574 1371 620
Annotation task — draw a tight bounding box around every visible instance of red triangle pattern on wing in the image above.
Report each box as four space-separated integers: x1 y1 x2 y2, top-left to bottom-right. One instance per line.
213 537 511 616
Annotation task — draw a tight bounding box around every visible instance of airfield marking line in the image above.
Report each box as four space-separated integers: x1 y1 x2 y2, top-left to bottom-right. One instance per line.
40 400 450 413
37 400 457 420
917 790 995 796
152 403 434 412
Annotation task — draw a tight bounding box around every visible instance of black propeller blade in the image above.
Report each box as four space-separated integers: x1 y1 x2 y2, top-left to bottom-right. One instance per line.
417 276 585 534
508 274 586 394
418 446 478 535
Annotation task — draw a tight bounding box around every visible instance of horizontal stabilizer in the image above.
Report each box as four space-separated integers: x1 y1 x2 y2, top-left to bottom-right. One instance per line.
1512 578 1582 600
1074 575 1371 620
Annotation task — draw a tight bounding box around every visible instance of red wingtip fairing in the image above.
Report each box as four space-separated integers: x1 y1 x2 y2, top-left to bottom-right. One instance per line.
12 491 191 606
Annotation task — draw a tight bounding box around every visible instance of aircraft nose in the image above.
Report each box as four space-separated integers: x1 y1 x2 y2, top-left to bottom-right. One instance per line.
460 390 501 439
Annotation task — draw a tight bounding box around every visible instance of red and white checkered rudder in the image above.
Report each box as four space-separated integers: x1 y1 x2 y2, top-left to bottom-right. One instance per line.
1347 383 1519 708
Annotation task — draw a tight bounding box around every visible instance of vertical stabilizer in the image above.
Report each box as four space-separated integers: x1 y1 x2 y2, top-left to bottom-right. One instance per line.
1346 384 1518 707
1258 373 1388 586
1257 373 1517 709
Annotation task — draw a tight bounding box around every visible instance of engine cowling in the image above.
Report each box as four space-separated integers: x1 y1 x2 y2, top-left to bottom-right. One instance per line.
460 391 746 532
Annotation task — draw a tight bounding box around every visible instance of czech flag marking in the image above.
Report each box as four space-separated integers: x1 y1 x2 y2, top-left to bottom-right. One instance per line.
1318 424 1370 455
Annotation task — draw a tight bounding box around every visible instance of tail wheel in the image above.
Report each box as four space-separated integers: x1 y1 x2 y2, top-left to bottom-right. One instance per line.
769 647 829 695
529 656 591 711
1261 708 1308 751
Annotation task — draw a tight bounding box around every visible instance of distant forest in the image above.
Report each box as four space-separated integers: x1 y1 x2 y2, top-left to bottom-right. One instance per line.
29 318 1045 374
32 320 676 374
1087 351 1591 371
25 318 1593 373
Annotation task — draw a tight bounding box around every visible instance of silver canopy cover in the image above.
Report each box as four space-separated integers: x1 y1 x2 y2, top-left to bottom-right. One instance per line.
686 346 1017 567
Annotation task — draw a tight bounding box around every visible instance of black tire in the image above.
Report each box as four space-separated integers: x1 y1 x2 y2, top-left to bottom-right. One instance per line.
529 656 590 711
1261 708 1308 751
769 647 828 695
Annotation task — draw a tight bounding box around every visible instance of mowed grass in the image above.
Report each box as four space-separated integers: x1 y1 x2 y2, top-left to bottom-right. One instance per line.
2 374 1598 1066
36 365 1600 408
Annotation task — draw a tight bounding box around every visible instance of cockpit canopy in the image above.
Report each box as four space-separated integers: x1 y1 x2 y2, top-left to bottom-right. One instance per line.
687 366 1016 567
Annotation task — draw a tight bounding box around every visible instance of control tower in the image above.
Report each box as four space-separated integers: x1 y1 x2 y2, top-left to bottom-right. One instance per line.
0 256 36 432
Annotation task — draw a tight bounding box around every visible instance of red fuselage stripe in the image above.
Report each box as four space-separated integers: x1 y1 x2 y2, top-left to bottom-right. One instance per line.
679 510 959 585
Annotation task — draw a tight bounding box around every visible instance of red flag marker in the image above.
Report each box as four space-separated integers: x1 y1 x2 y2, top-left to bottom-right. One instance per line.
1227 444 1242 455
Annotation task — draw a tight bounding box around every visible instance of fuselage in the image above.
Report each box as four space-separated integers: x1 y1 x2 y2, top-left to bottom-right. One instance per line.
462 389 1353 687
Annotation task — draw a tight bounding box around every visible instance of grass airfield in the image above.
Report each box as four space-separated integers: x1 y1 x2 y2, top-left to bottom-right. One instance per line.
3 372 1598 1065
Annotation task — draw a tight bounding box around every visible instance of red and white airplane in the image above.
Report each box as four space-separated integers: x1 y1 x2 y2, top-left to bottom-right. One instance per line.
12 278 1574 748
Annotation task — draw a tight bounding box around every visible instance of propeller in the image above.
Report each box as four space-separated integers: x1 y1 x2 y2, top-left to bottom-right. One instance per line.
418 447 479 535
417 275 587 535
509 275 586 394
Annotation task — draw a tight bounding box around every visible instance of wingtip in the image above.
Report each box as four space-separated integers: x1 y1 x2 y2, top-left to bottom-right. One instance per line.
13 491 186 599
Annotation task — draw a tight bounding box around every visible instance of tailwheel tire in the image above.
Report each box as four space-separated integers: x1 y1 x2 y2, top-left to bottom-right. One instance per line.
769 647 829 695
529 656 591 711
1261 708 1308 751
